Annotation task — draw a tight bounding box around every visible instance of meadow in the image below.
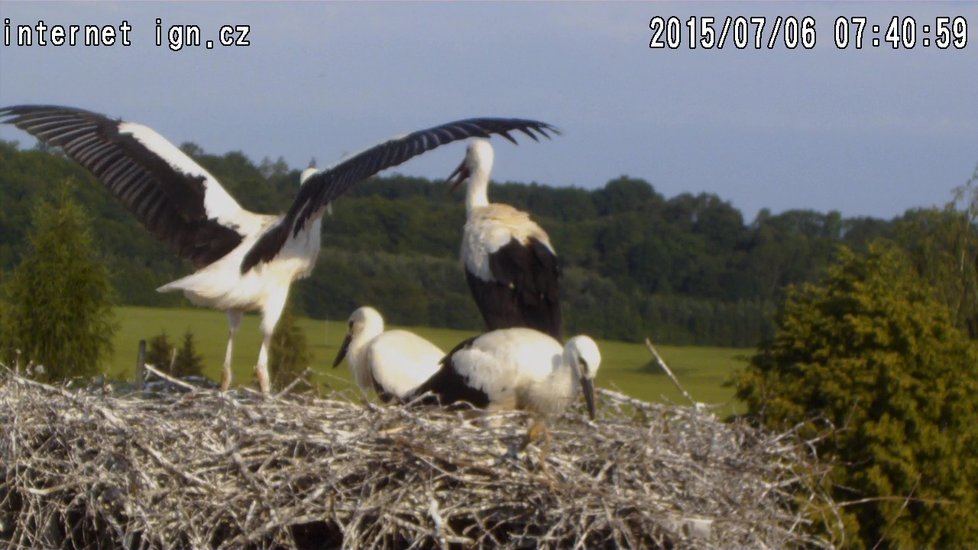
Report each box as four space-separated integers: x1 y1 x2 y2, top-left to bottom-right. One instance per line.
109 306 750 412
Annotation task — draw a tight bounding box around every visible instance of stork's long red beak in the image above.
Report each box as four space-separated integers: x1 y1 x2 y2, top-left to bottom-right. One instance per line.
446 159 471 194
332 332 353 368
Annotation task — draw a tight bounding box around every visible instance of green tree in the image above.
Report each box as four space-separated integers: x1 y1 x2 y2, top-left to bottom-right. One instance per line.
895 206 978 339
735 243 978 548
270 303 312 389
146 331 176 371
12 140 965 349
0 184 115 381
172 330 204 378
893 166 978 339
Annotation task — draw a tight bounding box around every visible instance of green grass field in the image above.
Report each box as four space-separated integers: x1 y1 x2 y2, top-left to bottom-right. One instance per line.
109 306 749 411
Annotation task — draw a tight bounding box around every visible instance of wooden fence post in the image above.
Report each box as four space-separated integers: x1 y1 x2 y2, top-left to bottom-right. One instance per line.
136 339 146 391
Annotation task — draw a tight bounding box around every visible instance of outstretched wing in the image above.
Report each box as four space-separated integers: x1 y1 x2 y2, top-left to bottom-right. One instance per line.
0 105 261 267
241 117 559 273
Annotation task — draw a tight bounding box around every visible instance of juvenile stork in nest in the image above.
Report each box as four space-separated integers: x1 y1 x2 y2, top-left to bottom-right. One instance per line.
1 105 557 393
411 328 601 454
448 139 562 340
332 306 443 402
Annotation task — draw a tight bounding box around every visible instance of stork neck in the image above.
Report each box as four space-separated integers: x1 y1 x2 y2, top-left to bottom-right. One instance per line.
350 319 383 389
548 357 578 397
348 336 368 365
357 312 384 347
310 216 323 247
465 173 490 215
347 339 373 391
562 349 584 387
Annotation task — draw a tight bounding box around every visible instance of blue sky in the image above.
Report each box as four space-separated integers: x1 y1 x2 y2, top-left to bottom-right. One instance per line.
1 2 976 220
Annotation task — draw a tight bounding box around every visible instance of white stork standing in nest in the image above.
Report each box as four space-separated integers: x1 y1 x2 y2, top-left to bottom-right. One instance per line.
411 328 601 456
332 306 443 402
448 139 563 340
0 105 557 393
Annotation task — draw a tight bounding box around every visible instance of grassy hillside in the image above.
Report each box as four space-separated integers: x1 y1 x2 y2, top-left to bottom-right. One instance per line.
5 141 903 348
109 306 748 409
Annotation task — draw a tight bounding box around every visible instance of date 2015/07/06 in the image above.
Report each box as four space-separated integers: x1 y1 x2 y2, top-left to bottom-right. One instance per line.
649 15 968 50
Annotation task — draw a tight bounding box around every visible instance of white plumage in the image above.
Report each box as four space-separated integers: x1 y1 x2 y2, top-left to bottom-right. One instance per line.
1 105 556 393
332 306 443 402
449 139 563 340
413 327 601 421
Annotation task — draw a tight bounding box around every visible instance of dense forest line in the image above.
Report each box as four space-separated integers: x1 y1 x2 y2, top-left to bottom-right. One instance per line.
1 140 972 345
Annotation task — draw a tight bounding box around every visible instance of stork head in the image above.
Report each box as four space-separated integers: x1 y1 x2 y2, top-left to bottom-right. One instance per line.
564 335 602 420
300 158 318 186
300 159 333 215
447 139 494 194
332 306 385 368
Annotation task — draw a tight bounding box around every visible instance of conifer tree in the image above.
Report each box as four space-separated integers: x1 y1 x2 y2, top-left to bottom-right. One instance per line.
0 184 115 381
270 303 312 389
735 243 978 548
145 330 176 371
894 171 978 339
172 330 204 378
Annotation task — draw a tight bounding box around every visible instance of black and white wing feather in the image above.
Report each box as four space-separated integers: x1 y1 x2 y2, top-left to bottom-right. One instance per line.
0 105 261 267
241 118 558 273
409 335 491 408
470 237 562 339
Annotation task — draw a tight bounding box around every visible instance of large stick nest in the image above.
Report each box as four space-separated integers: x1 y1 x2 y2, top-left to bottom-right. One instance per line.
0 370 839 549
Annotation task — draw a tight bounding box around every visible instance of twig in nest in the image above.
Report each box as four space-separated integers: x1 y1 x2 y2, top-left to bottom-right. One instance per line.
644 337 699 407
0 367 840 550
274 367 313 398
144 363 198 392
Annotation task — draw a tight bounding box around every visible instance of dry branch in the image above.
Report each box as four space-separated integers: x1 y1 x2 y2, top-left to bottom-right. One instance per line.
644 337 698 408
0 368 840 549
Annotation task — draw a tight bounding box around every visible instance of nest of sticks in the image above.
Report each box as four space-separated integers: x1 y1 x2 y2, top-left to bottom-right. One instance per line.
0 367 840 549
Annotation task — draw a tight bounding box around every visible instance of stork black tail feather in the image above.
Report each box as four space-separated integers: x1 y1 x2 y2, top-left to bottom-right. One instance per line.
405 335 489 410
240 222 289 274
405 370 446 407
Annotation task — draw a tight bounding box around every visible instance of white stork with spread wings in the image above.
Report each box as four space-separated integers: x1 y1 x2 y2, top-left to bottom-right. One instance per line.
1 105 557 393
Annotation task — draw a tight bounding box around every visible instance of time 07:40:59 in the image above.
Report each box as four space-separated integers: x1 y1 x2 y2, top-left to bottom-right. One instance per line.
649 15 968 50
